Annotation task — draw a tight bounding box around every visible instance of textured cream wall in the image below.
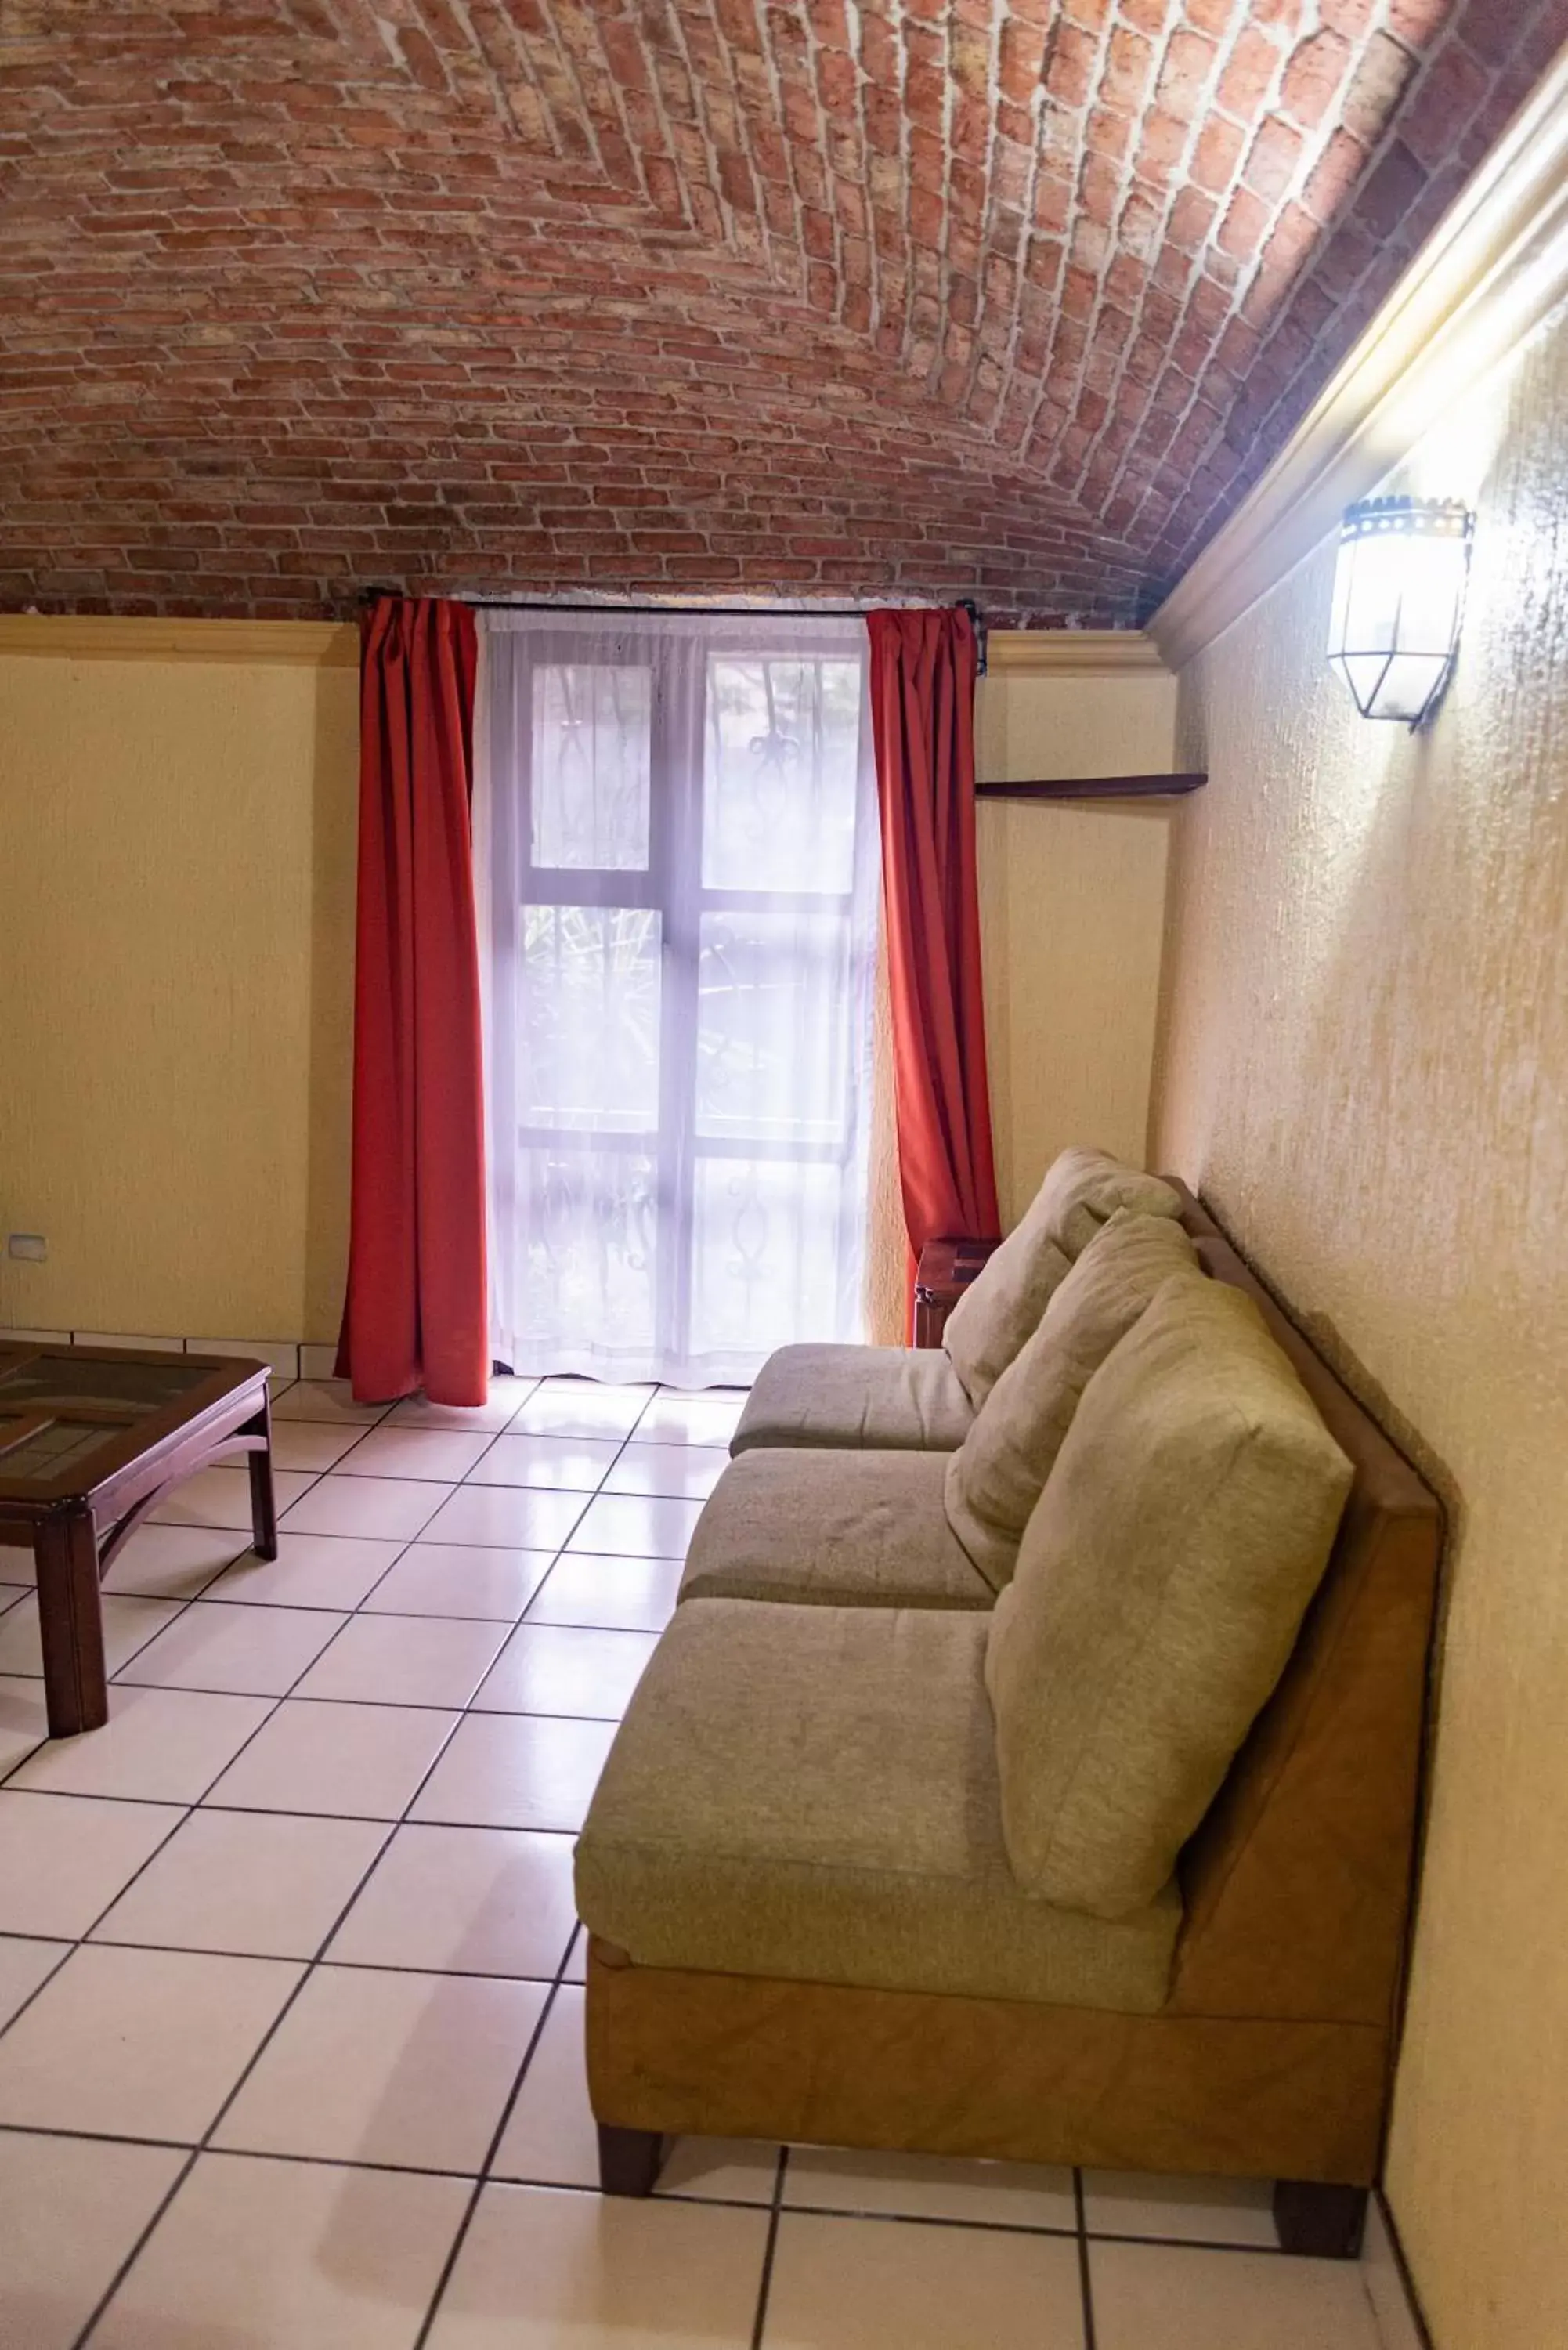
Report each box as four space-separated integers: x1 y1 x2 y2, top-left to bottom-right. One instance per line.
975 668 1178 1224
1154 309 1568 2350
0 650 359 1343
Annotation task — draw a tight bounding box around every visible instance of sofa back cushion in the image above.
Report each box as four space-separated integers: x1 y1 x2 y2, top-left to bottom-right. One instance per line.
1035 1146 1183 1260
943 1148 1181 1407
945 1213 1198 1593
985 1272 1353 1918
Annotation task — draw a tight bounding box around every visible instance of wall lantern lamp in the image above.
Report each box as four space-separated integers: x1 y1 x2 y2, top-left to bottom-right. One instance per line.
1328 494 1474 726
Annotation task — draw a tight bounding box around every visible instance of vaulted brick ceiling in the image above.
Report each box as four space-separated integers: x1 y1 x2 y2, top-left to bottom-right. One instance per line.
2 1 1563 623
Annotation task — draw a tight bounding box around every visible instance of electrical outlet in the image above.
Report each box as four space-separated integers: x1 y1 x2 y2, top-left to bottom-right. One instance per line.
6 1235 47 1263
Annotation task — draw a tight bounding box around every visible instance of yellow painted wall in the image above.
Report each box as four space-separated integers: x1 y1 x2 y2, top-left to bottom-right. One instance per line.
976 667 1178 1224
0 628 1176 1352
1153 309 1568 2349
0 641 359 1344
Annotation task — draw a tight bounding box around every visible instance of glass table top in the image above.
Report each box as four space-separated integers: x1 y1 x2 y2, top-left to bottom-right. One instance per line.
0 1348 232 1491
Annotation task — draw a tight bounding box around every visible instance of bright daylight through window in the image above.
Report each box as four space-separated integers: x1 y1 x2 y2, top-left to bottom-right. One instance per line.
476 609 879 1386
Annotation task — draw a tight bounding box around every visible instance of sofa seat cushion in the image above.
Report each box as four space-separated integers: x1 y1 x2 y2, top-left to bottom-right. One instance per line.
681 1450 992 1611
576 1598 1180 2012
945 1213 1199 1592
731 1343 974 1456
987 1274 1354 1920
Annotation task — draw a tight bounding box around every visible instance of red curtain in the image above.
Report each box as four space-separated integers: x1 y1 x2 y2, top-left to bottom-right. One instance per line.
866 607 1001 1329
336 596 489 1405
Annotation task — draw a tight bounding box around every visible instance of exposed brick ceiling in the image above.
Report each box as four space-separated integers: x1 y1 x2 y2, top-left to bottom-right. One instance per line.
2 1 1563 624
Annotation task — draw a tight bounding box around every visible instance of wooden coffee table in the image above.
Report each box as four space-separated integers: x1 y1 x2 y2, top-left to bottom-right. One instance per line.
0 1341 277 1737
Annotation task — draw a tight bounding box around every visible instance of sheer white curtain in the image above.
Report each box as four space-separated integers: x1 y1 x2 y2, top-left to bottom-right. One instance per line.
475 608 879 1386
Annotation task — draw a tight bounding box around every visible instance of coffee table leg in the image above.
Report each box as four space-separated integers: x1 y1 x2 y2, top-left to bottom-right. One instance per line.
35 1506 108 1737
246 1398 279 1562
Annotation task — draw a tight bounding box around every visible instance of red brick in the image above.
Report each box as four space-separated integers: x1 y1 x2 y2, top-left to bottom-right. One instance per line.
1342 31 1418 141
1133 107 1192 185
1191 112 1246 191
1157 28 1219 121
1102 25 1155 111
1302 125 1370 222
1354 139 1429 241
1167 184 1219 250
1 0 1551 626
1217 183 1270 260
1400 42 1492 169
1279 29 1353 129
1388 0 1450 42
1216 26 1283 118
1242 114 1304 202
1046 24 1097 107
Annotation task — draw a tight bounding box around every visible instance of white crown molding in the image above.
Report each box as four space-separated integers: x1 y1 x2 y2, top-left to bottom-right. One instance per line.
986 628 1169 675
1150 42 1568 669
0 616 358 665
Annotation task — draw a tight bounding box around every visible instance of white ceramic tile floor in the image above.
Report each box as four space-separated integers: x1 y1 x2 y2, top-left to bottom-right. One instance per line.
204 1531 408 1611
146 1463 316 1531
471 1623 657 1718
89 2150 470 2350
0 1372 1414 2348
268 1419 367 1473
0 1936 69 2030
336 1425 495 1481
522 1550 684 1632
272 1379 390 1425
0 1943 302 2141
89 1809 390 1960
418 1482 587 1552
283 1474 454 1541
0 1673 51 1773
463 1432 623 1490
293 1612 510 1708
7 1683 275 1803
564 1489 706 1557
0 1791 182 1940
360 1542 552 1622
602 1439 729 1499
0 2131 186 2350
100 1523 247 1601
0 1592 183 1682
326 1822 577 1978
115 1599 348 1697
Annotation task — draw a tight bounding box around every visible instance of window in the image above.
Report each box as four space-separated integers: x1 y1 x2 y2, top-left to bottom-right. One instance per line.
478 609 878 1386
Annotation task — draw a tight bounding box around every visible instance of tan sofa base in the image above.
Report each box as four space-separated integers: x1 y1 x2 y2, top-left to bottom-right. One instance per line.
584 1940 1388 2187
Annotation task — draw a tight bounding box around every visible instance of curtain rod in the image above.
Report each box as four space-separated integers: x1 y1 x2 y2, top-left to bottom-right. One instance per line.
355 589 988 669
465 598 898 618
367 593 988 671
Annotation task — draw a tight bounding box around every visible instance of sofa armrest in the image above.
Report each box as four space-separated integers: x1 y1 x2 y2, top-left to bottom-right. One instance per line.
913 1237 1000 1347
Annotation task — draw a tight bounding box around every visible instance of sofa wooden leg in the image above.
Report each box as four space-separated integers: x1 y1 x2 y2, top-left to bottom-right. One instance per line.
1273 2180 1368 2258
598 2124 664 2197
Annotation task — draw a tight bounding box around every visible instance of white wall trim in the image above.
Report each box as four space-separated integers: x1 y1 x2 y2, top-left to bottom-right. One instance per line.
0 616 358 666
987 628 1169 675
1151 42 1568 667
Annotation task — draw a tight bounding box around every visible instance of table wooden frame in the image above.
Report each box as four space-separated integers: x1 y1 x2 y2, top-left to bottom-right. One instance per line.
0 1343 277 1738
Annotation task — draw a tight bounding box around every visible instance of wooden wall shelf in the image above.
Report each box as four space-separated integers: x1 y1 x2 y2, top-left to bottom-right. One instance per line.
975 772 1207 802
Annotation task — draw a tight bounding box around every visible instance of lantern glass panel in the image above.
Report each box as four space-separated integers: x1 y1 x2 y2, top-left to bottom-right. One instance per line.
1327 497 1472 724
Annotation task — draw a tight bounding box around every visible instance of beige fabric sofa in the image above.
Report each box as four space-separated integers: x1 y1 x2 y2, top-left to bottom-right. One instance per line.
687 1207 1199 1612
576 1209 1443 2259
730 1146 1187 1456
